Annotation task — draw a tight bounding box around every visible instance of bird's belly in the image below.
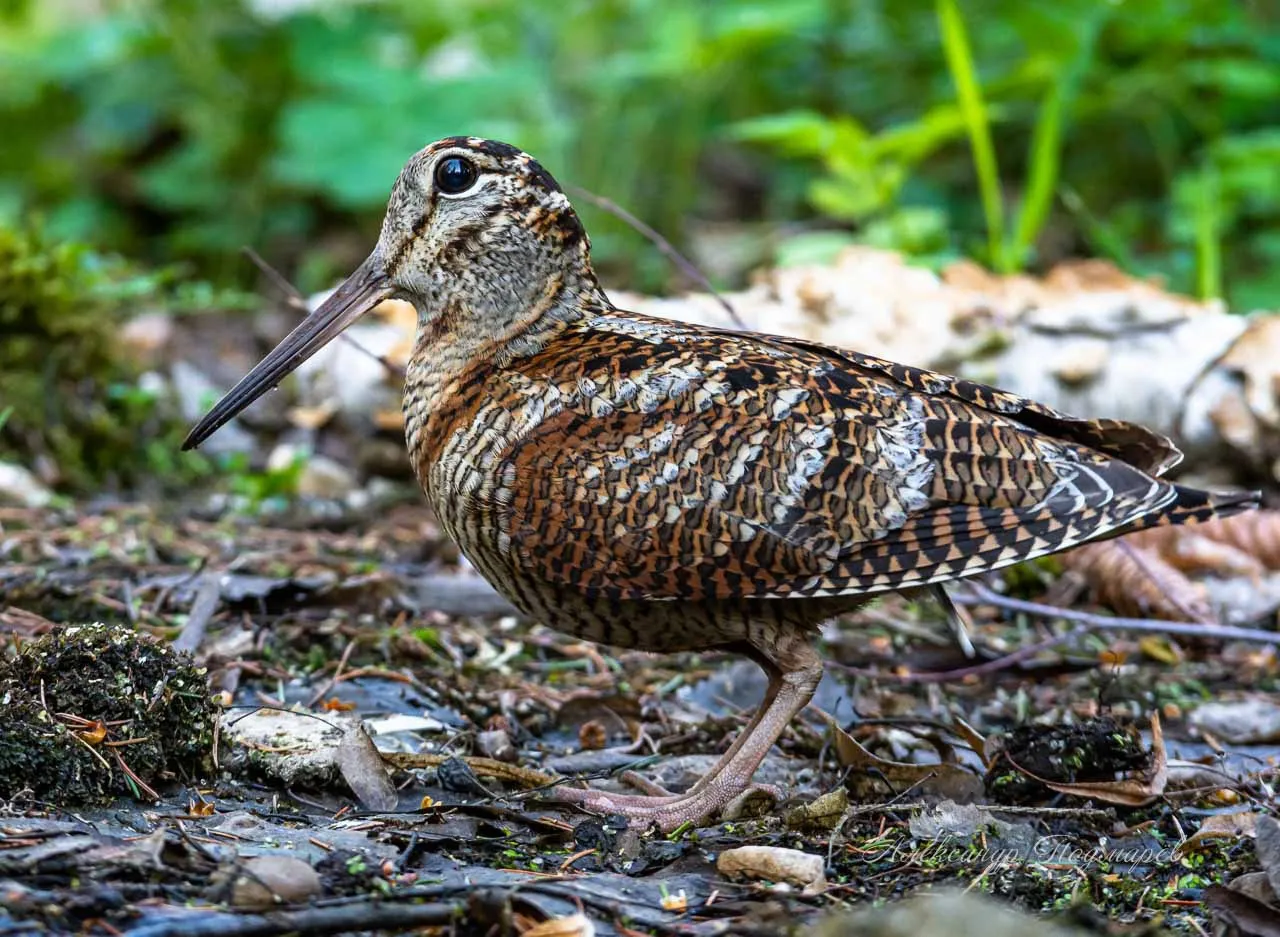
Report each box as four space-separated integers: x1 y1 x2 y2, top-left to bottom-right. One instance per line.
425 471 854 651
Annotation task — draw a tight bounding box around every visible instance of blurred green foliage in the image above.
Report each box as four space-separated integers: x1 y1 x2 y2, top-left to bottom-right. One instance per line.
1 0 1278 306
0 220 213 491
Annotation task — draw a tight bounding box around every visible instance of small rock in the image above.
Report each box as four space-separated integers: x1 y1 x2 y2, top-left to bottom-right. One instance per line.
436 756 488 795
0 462 52 507
297 454 357 500
476 728 517 763
231 855 322 909
717 845 826 895
1189 698 1280 744
171 361 256 455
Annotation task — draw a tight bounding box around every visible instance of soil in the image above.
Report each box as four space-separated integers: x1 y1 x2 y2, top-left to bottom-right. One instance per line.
0 499 1276 935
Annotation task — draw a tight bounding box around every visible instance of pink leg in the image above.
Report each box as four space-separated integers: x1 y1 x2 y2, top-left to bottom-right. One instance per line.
551 632 822 830
569 674 782 805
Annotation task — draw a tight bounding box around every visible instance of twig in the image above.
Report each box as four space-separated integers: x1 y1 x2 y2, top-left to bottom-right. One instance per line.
381 751 560 790
173 570 221 655
828 625 1090 684
566 185 749 331
241 246 308 311
126 900 461 937
957 582 1280 645
305 638 356 709
240 246 405 378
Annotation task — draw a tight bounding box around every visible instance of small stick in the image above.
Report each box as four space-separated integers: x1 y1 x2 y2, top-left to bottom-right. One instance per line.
957 582 1280 645
567 184 749 331
173 569 221 655
240 246 405 378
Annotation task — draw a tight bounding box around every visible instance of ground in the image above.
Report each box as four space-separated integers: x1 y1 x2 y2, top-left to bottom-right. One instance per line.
0 498 1276 936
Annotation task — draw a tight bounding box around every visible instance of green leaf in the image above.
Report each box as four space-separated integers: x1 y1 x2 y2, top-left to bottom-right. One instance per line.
937 0 1007 271
1010 82 1063 269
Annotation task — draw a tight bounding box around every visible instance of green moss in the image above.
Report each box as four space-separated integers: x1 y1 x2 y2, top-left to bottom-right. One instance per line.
0 622 216 803
0 221 210 492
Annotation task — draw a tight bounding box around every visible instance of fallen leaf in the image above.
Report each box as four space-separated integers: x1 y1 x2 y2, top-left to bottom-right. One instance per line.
785 788 849 832
335 725 398 812
1063 539 1215 624
1176 811 1258 856
828 716 978 789
519 913 595 937
1206 884 1280 937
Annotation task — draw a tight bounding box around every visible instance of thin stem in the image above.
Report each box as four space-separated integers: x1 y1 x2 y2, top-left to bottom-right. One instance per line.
567 185 749 331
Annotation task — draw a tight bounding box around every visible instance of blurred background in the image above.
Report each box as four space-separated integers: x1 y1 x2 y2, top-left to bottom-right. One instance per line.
2 0 1278 500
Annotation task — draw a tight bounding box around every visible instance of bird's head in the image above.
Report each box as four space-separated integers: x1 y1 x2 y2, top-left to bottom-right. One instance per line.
183 137 596 450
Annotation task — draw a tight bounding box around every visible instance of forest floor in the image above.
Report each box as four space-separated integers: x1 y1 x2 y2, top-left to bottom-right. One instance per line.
0 499 1277 936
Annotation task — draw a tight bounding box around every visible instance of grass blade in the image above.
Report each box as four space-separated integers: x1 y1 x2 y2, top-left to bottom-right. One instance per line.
1193 165 1223 300
1011 7 1110 270
937 0 1006 271
1011 82 1064 269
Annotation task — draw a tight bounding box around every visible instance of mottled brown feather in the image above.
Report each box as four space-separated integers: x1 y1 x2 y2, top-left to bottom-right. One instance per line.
494 314 1184 601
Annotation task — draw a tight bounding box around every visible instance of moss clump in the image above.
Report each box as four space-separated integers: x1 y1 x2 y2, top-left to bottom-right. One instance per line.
984 715 1151 804
0 222 207 492
0 622 216 803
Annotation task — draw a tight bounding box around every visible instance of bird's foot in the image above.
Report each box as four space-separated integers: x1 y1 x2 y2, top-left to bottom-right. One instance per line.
551 780 782 832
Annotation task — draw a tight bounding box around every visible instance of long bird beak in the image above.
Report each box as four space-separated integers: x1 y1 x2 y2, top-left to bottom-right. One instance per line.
182 255 394 451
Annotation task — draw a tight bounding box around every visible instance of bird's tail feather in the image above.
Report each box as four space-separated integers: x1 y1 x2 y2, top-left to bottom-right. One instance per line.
1133 484 1261 532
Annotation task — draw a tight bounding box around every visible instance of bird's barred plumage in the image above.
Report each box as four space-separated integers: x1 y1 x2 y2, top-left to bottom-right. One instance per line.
187 135 1259 829
408 301 1253 612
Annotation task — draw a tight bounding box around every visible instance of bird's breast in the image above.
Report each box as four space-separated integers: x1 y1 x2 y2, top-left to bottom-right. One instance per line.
403 356 567 567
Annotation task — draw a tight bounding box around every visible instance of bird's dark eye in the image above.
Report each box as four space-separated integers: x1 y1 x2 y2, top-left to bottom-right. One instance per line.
435 156 478 195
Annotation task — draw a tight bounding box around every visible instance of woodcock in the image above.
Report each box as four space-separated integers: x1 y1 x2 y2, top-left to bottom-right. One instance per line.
184 137 1259 831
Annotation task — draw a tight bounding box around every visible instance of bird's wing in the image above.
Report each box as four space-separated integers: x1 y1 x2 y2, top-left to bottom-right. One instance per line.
498 314 1180 601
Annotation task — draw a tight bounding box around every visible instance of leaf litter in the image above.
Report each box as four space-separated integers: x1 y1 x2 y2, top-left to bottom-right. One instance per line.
1 502 1279 934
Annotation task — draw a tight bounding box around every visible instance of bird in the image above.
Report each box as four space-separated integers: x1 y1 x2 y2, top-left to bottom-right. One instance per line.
183 136 1259 831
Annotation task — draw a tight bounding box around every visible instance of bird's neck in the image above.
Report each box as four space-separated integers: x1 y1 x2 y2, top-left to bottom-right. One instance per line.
412 265 607 369
401 269 609 491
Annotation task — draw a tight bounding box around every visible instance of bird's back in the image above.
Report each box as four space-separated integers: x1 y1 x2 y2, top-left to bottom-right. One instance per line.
404 308 1256 618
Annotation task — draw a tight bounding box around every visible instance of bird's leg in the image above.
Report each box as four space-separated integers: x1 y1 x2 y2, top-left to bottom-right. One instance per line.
551 631 822 831
615 673 782 798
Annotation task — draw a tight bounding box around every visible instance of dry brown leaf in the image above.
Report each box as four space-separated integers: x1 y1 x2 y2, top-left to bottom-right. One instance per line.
1124 512 1280 574
949 715 992 771
1016 713 1167 807
1062 538 1215 623
335 725 398 812
827 717 976 786
1176 811 1258 856
519 913 596 937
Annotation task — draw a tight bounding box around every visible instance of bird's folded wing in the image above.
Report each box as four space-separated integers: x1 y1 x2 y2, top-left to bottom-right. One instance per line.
501 324 1179 601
